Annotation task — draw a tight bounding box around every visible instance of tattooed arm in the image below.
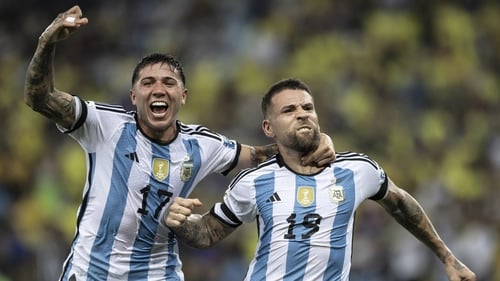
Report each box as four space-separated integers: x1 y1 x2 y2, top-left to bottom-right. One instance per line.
236 144 277 171
377 178 476 281
24 5 88 129
164 197 236 248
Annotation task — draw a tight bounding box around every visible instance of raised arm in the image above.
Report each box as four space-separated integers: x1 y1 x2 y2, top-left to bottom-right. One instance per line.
24 5 88 129
377 178 476 281
164 197 236 249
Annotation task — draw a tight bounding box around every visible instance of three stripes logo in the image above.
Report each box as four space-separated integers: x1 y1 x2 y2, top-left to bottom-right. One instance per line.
125 152 139 163
267 192 281 203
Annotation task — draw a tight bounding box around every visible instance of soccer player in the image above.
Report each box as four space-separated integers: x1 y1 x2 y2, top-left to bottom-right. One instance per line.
165 78 477 281
23 6 335 281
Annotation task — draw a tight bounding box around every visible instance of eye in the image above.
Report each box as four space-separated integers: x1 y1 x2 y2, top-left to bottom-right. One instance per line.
281 106 295 114
141 79 154 87
164 78 178 87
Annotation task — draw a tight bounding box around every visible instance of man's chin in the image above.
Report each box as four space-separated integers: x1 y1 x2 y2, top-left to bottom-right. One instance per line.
139 118 175 133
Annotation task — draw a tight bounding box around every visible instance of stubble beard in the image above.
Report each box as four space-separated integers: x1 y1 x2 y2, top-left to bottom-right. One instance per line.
286 128 321 155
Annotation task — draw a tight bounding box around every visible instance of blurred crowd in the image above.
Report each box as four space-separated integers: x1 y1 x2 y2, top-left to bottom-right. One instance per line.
0 0 499 280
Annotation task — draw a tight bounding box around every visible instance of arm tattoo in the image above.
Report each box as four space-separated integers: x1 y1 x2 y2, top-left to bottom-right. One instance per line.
172 214 235 249
252 144 279 166
25 43 55 109
24 41 75 127
382 191 449 261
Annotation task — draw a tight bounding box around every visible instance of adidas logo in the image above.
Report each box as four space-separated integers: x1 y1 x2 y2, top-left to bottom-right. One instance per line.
267 192 281 203
125 152 139 163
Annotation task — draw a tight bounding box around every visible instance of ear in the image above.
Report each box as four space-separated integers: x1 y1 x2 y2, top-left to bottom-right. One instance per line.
130 89 136 105
181 88 188 105
262 119 274 138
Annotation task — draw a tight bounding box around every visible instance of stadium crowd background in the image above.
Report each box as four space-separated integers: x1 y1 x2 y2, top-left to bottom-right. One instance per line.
0 0 498 280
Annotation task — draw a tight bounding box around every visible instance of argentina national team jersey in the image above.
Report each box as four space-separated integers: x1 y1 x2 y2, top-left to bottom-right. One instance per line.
212 152 388 281
58 98 240 281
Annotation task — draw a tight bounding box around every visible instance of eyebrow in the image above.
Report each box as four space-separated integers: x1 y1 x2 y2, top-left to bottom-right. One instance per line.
280 101 313 110
140 75 180 83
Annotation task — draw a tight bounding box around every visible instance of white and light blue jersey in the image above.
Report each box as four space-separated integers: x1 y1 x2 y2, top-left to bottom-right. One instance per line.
212 152 388 281
59 98 240 281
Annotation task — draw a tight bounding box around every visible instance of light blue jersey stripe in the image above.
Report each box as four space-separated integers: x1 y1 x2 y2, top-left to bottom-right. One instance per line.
179 139 202 198
163 139 202 279
163 232 180 280
323 167 355 281
249 172 275 281
128 142 171 280
283 175 317 281
162 139 202 280
87 124 137 280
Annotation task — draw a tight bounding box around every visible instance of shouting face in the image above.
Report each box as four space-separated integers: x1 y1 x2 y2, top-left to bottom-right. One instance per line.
262 89 320 154
130 62 187 143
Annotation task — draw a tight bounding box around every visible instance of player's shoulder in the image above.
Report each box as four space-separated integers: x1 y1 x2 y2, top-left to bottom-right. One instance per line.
88 100 129 113
334 151 380 170
84 99 134 119
177 121 229 142
229 156 279 187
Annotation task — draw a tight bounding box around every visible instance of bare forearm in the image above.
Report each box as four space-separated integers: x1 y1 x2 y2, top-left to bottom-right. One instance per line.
24 38 55 111
24 40 75 126
253 143 278 166
383 191 450 262
237 144 278 171
380 181 476 280
170 214 234 249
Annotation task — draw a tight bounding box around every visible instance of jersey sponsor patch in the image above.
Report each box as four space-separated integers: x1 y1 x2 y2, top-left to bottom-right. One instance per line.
297 186 314 207
152 158 169 181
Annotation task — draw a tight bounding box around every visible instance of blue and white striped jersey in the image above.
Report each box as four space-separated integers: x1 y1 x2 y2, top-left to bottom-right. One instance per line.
59 98 240 281
212 152 388 281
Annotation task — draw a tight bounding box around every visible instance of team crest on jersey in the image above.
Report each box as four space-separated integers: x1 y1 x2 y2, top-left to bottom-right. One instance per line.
297 186 314 207
180 155 194 181
152 158 169 181
329 185 345 204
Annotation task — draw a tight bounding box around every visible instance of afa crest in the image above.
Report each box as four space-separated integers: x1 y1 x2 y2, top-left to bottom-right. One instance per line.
152 158 169 181
297 186 314 207
329 185 345 204
180 155 194 181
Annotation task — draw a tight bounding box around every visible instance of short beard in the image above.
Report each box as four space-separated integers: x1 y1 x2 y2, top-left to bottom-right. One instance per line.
286 129 321 155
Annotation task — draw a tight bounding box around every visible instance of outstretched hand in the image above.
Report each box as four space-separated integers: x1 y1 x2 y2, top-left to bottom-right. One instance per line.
164 197 203 228
39 5 88 45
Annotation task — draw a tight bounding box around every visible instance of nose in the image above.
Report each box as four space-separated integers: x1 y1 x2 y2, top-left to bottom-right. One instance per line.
296 108 309 120
151 81 167 95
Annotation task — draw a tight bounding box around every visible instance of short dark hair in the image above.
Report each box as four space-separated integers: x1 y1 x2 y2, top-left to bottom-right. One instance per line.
261 78 312 117
131 53 186 86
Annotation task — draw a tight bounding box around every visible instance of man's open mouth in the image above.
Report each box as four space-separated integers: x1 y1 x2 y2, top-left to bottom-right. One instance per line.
151 101 168 114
